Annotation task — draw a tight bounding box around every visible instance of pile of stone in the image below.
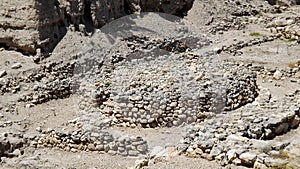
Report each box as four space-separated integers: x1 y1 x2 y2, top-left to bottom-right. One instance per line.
268 19 300 42
19 62 75 105
73 34 258 128
0 77 20 95
73 35 258 128
109 35 210 65
178 90 300 168
217 34 280 55
209 16 246 34
189 0 284 35
122 35 191 55
0 132 27 160
248 61 300 82
32 128 148 157
267 0 300 6
0 61 75 104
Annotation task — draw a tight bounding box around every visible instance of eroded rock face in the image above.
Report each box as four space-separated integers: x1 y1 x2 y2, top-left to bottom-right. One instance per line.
0 0 194 55
139 0 194 16
0 0 40 54
35 0 68 55
0 0 66 55
59 0 194 31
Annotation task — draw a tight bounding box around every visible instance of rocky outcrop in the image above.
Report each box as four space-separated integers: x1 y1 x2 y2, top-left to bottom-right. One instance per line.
0 0 40 54
0 0 194 55
0 0 66 55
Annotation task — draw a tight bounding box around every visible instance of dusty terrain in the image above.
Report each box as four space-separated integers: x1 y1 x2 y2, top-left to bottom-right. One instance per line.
0 0 300 169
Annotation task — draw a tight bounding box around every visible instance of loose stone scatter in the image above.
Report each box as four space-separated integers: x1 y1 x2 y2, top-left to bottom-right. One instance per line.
32 129 148 157
216 34 280 56
178 90 300 167
0 132 27 159
251 62 300 80
18 62 75 104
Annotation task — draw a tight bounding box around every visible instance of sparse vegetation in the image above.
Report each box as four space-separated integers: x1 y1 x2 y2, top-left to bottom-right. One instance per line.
104 69 113 74
250 32 262 36
287 38 297 42
288 61 299 68
104 81 112 86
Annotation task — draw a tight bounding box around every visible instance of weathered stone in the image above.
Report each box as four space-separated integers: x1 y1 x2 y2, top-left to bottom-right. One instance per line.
232 158 242 165
11 63 22 69
210 146 222 157
0 70 7 78
239 152 257 166
12 149 21 157
108 150 117 155
267 117 282 127
87 143 96 151
273 70 283 80
135 159 149 169
227 134 248 142
137 144 148 153
254 161 268 169
226 149 237 162
291 116 300 128
96 144 104 151
128 150 139 156
215 153 226 163
250 140 272 153
186 149 199 158
274 122 289 134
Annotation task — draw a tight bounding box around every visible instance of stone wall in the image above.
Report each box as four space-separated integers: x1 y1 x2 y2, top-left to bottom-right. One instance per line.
267 0 300 5
0 0 194 55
